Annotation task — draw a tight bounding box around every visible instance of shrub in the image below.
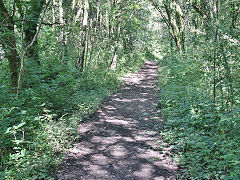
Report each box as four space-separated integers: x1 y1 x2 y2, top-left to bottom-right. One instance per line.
158 49 240 179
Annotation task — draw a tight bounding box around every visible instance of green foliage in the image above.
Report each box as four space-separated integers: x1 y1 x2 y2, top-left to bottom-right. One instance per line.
0 49 147 179
0 0 158 178
155 0 240 178
158 48 240 179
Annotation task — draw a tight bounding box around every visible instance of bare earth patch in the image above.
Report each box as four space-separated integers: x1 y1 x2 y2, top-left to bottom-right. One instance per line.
56 61 178 180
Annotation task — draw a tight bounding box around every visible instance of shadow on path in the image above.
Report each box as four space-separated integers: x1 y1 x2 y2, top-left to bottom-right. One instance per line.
56 61 178 180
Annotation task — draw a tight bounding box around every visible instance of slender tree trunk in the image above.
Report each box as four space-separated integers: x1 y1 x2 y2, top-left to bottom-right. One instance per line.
95 2 100 33
23 0 45 65
59 0 66 63
110 48 118 70
106 0 111 39
221 42 234 106
76 0 89 71
24 25 40 65
74 2 83 24
109 9 135 69
213 0 219 104
52 0 56 29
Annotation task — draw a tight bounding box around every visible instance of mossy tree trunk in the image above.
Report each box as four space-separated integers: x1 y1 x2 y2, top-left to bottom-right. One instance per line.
0 0 20 89
164 0 185 51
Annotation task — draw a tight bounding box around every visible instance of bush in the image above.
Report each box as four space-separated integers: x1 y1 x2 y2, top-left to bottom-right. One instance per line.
0 52 147 179
158 49 240 179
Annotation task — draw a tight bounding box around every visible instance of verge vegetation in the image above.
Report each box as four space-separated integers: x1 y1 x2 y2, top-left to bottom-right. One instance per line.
0 0 152 179
155 0 240 178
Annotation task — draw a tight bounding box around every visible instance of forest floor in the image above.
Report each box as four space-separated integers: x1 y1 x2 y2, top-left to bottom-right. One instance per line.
56 61 178 180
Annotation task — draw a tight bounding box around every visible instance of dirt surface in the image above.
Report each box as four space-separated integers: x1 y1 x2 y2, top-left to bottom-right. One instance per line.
56 61 178 180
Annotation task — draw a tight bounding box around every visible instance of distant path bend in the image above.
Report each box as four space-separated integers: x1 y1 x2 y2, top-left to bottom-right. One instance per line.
57 61 178 180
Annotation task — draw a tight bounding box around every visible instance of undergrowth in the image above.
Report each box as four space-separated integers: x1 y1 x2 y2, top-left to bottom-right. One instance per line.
0 53 146 179
158 49 240 179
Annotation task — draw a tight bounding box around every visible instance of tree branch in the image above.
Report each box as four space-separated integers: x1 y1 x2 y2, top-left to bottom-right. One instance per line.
148 0 175 40
26 0 52 50
14 19 62 26
16 0 52 96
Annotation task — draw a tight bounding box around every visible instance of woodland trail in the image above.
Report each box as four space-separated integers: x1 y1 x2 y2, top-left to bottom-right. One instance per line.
56 61 178 180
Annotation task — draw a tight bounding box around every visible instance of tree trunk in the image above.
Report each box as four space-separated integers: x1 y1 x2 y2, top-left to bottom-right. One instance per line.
52 0 56 29
110 47 118 70
0 0 20 89
59 0 66 63
164 1 185 51
76 0 89 71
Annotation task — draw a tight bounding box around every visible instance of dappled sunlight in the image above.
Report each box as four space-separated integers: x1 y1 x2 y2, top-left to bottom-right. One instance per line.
91 136 120 145
58 61 177 179
112 97 149 103
133 164 153 178
91 154 110 165
110 145 128 158
104 119 132 125
87 164 110 177
69 145 93 157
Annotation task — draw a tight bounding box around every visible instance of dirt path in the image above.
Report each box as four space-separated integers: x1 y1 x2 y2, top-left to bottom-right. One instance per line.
57 61 178 180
